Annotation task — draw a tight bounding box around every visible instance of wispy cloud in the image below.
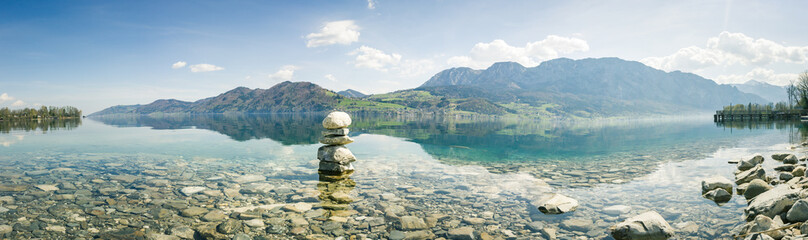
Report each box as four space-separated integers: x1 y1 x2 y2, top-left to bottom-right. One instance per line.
306 20 360 48
447 36 590 69
0 93 14 103
171 61 187 69
367 0 376 9
268 65 298 81
325 74 337 82
189 63 224 73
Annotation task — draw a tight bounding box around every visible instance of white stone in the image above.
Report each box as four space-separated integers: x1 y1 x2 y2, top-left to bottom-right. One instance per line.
610 211 675 240
180 186 207 196
536 193 578 214
45 225 66 233
322 111 352 129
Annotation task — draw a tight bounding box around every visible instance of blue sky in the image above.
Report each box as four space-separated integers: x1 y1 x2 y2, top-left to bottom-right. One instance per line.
1 0 807 113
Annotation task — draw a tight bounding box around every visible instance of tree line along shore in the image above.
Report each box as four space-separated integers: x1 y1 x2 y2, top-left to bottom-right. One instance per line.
0 106 82 120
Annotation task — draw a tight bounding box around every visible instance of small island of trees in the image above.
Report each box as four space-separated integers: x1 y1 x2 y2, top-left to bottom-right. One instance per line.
0 106 82 120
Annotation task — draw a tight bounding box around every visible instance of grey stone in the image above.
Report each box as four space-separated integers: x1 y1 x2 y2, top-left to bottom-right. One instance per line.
233 233 253 240
745 215 784 240
180 207 208 217
703 188 732 203
536 193 578 214
322 111 352 129
793 166 806 178
318 161 354 173
147 233 180 240
744 185 800 221
216 219 241 234
201 210 228 222
745 179 772 200
319 135 354 145
774 164 796 172
739 154 764 171
701 175 733 193
169 225 195 239
233 174 265 183
610 211 675 240
561 218 593 232
604 205 632 215
780 172 794 181
180 186 206 196
773 154 791 161
448 227 475 240
322 128 349 137
317 145 357 163
744 233 775 240
398 216 428 230
787 199 808 222
736 165 766 185
784 154 799 164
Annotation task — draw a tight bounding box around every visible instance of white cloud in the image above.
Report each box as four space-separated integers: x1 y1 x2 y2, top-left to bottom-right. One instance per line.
350 46 401 71
715 67 799 85
189 63 224 73
171 61 187 69
306 20 360 48
0 93 13 103
349 46 437 77
641 31 808 72
447 36 590 69
367 0 376 9
325 74 337 82
10 100 25 107
268 65 298 81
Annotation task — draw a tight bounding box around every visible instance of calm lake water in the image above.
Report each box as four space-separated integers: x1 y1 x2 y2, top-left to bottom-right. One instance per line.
0 114 806 239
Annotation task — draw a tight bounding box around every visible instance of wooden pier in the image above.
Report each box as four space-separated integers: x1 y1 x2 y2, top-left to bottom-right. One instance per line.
714 110 804 122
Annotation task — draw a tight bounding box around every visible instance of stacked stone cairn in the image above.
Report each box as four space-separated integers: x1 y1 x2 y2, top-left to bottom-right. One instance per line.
317 111 357 211
318 111 356 179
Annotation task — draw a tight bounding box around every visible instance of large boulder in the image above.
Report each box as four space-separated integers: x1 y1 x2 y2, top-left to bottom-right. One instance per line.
784 154 799 164
535 194 578 214
744 179 773 200
786 199 808 222
736 165 766 185
739 154 765 171
744 185 800 221
322 111 352 129
701 175 733 193
609 211 674 240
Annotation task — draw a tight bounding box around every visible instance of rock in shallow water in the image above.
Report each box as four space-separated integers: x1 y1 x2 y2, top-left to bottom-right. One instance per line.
738 154 764 171
322 111 352 129
736 165 766 185
535 193 578 214
610 211 674 240
180 186 206 196
703 188 732 204
603 205 632 216
784 154 799 164
772 154 790 161
701 175 733 193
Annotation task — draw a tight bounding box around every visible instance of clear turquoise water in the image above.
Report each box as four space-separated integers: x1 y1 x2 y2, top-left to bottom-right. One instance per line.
2 114 807 239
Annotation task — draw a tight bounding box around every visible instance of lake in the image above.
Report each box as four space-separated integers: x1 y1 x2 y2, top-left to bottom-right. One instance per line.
0 114 805 239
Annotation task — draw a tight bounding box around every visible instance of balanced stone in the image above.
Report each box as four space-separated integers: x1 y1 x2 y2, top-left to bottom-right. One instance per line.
744 179 772 200
772 154 790 161
319 162 355 173
317 145 357 163
703 188 731 203
322 128 349 136
319 135 354 145
322 112 352 129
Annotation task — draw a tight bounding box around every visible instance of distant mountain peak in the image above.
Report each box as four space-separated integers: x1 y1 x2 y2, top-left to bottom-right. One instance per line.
337 89 367 98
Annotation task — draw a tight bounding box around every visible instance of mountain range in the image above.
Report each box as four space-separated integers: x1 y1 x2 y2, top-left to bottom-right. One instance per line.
730 80 788 103
91 57 773 118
